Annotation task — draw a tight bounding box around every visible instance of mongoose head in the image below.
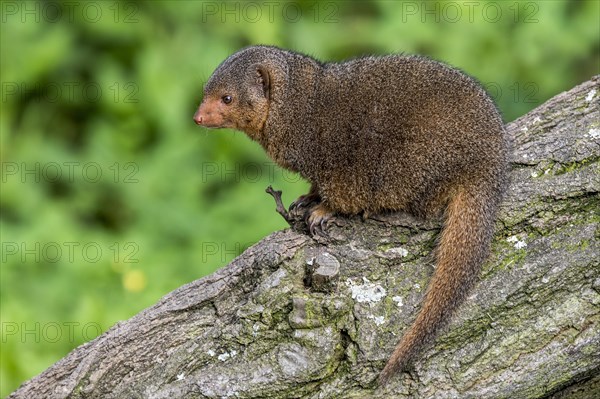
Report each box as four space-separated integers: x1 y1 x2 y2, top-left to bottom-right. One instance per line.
194 47 275 140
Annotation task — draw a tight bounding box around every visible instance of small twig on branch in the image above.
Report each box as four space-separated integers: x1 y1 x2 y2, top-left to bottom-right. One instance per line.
265 185 293 226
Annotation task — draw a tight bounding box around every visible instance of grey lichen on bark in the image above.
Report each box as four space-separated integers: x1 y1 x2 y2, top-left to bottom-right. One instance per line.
9 76 600 399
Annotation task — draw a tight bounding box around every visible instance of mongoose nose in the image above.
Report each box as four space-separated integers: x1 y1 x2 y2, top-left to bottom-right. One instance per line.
193 112 203 125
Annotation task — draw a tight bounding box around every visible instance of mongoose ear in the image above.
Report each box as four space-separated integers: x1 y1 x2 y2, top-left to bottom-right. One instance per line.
255 65 270 99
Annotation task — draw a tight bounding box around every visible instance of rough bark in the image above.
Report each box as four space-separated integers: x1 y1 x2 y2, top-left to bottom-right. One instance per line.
9 76 600 399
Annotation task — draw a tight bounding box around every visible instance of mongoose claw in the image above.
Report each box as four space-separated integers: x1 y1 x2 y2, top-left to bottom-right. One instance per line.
306 203 333 236
309 219 328 237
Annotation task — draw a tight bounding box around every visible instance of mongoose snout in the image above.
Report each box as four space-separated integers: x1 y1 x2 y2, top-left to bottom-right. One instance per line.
193 112 202 125
193 98 226 127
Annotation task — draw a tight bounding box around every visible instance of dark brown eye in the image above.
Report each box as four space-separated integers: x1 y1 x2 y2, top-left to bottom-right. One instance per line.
222 95 232 104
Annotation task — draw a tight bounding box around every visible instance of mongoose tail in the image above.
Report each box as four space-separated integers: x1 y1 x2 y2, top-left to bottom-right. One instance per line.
379 184 497 384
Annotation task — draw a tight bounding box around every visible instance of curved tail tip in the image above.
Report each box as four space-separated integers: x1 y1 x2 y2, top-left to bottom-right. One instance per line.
378 363 398 386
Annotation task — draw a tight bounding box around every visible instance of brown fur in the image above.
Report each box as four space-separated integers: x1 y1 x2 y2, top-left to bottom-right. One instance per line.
194 45 509 383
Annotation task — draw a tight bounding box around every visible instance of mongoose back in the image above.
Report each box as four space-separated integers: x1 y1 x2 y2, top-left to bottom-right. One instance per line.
194 45 509 383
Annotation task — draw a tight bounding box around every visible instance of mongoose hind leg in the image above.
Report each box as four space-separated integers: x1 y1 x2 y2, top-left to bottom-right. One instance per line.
306 203 333 236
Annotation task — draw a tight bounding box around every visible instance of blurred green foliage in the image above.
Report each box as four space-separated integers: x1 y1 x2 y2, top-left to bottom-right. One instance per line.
1 0 598 395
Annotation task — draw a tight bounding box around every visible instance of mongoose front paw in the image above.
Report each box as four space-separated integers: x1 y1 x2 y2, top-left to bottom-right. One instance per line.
290 192 321 211
306 203 333 236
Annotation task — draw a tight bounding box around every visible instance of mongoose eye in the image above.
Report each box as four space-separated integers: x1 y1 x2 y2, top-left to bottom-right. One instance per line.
222 95 233 105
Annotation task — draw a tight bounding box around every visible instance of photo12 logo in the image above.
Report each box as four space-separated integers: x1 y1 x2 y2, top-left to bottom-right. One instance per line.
1 241 140 264
398 1 540 23
200 2 339 23
201 241 252 263
1 1 140 24
1 81 139 104
1 321 103 344
200 162 301 184
1 162 140 184
484 81 539 104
